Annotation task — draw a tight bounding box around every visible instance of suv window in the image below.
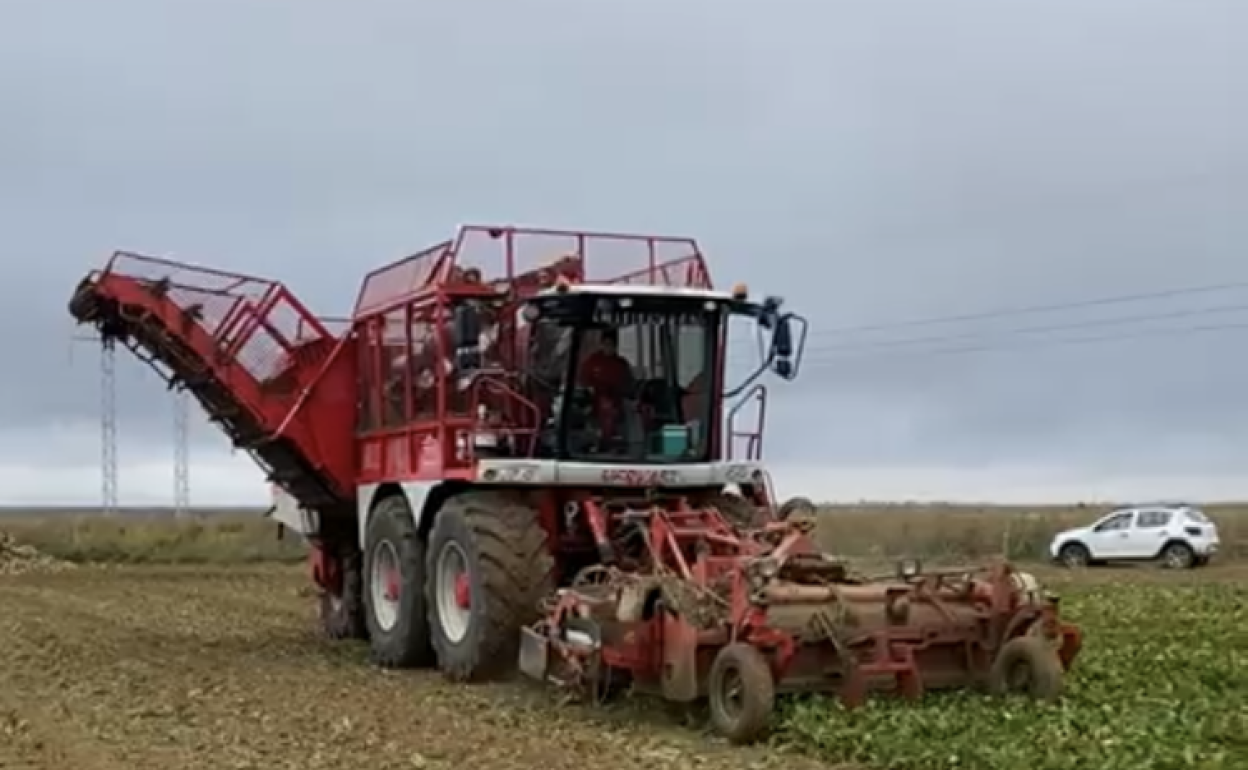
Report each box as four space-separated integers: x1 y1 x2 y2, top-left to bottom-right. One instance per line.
1182 508 1211 524
1136 509 1173 528
1094 511 1134 532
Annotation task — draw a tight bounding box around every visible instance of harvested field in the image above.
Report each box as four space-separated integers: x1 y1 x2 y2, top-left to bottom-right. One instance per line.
0 547 1243 769
0 563 835 770
1 507 1245 770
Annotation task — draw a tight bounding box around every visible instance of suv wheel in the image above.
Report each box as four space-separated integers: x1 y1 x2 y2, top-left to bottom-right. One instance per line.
1160 541 1195 570
1058 542 1090 569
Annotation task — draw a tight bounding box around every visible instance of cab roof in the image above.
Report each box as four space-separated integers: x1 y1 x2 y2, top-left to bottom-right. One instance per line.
534 283 736 302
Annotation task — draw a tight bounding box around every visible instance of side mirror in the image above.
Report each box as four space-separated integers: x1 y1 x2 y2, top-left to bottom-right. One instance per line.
770 314 795 379
452 303 482 371
773 315 793 358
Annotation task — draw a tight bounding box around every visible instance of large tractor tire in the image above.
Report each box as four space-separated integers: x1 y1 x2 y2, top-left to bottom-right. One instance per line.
708 493 766 529
988 635 1065 702
363 494 436 668
776 496 818 521
318 548 367 641
708 643 776 745
425 492 554 682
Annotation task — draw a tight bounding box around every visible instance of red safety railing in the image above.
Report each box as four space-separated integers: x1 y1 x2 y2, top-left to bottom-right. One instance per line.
726 384 768 461
102 251 334 383
349 225 714 321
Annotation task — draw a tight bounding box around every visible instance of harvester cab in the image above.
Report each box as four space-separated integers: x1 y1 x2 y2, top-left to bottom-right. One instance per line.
449 275 805 471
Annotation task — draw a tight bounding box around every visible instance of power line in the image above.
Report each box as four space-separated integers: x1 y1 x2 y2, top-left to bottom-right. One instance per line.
791 318 1248 367
810 278 1248 336
762 299 1248 359
729 278 1248 357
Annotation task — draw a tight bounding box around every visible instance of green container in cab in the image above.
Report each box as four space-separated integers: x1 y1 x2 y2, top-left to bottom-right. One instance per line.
658 425 689 458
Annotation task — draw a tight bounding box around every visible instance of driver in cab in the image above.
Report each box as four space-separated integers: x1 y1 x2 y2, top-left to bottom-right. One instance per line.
579 328 633 397
578 328 638 447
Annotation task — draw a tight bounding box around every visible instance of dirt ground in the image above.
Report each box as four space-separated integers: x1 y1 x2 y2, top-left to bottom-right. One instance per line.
0 564 848 770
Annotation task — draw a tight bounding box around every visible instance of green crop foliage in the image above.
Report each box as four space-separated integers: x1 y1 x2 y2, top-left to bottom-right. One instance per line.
776 577 1248 770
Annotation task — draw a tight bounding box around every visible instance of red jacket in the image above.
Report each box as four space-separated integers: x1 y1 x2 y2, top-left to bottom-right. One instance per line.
579 351 632 395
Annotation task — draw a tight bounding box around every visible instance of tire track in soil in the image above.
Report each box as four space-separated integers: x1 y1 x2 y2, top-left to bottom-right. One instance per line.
0 567 851 770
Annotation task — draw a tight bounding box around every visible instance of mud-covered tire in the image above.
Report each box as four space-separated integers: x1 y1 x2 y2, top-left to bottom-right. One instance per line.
318 550 367 641
1160 541 1195 570
989 635 1065 702
776 496 818 521
1058 542 1090 569
425 492 554 682
708 494 765 529
363 494 436 668
708 643 775 745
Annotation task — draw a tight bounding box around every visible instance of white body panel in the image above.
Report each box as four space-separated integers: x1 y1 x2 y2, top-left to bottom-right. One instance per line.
268 483 319 538
355 459 766 548
472 458 764 487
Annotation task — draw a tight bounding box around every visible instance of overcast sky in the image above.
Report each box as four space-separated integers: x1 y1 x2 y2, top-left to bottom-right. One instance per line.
1 0 1244 505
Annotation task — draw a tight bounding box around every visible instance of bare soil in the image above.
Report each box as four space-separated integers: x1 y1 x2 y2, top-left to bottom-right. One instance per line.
0 564 848 770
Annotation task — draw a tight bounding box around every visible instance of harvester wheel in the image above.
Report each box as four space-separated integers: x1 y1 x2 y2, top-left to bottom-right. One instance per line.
363 494 436 668
425 492 554 682
708 494 765 529
708 643 775 745
777 496 818 521
989 635 1065 702
319 549 367 641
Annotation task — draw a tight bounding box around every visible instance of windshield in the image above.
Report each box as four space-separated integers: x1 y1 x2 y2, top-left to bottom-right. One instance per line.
562 306 715 463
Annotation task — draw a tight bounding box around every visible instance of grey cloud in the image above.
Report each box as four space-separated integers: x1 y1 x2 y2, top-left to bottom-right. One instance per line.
1 0 1245 494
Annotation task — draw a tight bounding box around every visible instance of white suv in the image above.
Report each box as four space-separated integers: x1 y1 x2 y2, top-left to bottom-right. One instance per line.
1049 503 1220 569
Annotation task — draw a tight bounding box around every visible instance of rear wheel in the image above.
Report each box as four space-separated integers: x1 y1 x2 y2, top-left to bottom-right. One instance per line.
708 494 765 529
989 636 1064 702
1058 542 1090 569
708 643 775 745
363 494 436 668
318 548 367 640
776 496 817 521
1160 541 1195 570
425 492 554 682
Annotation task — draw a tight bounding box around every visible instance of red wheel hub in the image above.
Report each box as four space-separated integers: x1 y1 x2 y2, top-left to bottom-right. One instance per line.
383 566 401 602
454 573 471 609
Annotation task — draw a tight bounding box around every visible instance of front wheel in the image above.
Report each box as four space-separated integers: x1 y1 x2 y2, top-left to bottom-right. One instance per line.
425 493 554 682
707 643 776 745
988 636 1065 702
318 549 367 640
